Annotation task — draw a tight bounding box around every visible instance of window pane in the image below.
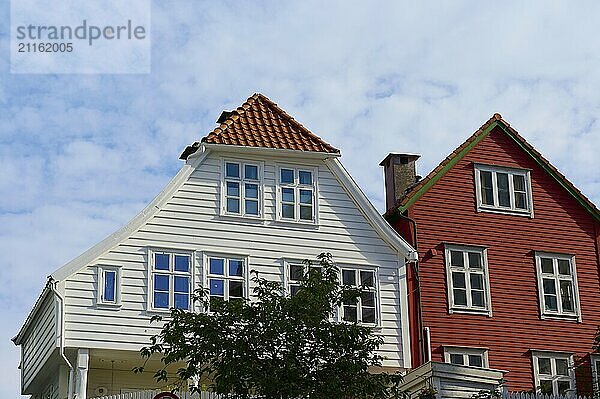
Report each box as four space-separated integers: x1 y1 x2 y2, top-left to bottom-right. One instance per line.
229 260 244 277
538 357 552 374
480 171 494 205
558 259 571 275
361 292 375 307
556 358 569 376
289 265 304 281
470 274 483 290
154 292 169 308
154 274 169 291
227 181 239 197
450 354 464 365
343 305 357 322
245 183 258 199
229 281 243 298
342 269 356 286
452 272 466 288
545 295 558 311
543 279 556 294
454 289 467 306
226 162 239 178
541 258 554 274
299 205 313 220
471 291 484 308
155 253 170 270
515 192 527 210
282 204 295 219
281 169 294 184
468 355 483 367
362 307 376 324
468 252 482 269
227 198 240 213
104 271 116 302
299 170 312 185
513 174 525 191
560 281 574 312
282 187 294 203
290 285 301 296
244 164 258 180
174 276 189 293
299 189 312 204
174 293 189 310
450 251 464 267
210 279 224 296
558 380 571 395
245 199 259 215
360 271 374 287
210 258 225 275
174 255 190 272
539 380 552 395
497 173 510 207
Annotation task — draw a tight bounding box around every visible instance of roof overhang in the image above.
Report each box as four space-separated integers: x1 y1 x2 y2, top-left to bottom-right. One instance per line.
12 278 54 345
201 143 341 160
385 117 600 223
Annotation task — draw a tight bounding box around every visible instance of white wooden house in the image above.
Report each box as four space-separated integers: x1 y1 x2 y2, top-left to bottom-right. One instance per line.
12 93 417 399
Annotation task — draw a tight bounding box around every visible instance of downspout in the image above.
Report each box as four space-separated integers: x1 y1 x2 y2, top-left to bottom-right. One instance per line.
397 212 426 366
49 277 75 398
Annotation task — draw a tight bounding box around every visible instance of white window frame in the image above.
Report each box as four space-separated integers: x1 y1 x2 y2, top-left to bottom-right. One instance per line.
531 351 576 396
592 354 600 395
534 252 581 321
147 248 194 313
96 265 122 308
338 265 381 326
474 163 534 217
444 244 492 316
443 346 489 368
220 159 264 218
276 165 319 224
283 258 323 296
203 252 250 311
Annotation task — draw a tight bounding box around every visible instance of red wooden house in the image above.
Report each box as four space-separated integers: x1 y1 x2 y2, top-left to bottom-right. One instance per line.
381 114 600 396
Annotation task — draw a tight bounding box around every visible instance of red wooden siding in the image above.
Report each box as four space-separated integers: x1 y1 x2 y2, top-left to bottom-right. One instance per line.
393 125 600 394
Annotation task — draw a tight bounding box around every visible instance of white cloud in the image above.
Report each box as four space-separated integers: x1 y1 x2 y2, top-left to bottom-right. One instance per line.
1 1 599 397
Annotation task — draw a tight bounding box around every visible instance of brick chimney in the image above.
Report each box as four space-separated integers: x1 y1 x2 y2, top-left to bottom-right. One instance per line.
379 153 421 212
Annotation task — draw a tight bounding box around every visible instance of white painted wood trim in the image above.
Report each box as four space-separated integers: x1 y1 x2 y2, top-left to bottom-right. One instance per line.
473 163 534 218
50 148 210 282
94 264 122 308
534 251 581 322
443 244 492 317
398 256 412 369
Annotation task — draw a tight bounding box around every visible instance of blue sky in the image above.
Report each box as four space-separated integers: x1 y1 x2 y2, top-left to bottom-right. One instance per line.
2 1 600 397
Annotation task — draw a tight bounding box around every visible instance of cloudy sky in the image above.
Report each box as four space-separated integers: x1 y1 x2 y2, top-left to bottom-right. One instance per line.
2 1 600 397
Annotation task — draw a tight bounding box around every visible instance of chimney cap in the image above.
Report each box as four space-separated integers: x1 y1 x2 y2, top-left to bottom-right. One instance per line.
379 153 421 166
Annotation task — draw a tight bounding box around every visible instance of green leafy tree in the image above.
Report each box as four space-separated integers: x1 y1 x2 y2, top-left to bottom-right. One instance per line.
135 253 403 399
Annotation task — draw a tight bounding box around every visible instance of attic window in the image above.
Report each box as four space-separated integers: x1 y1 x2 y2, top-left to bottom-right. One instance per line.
474 164 533 217
222 160 262 218
277 166 317 223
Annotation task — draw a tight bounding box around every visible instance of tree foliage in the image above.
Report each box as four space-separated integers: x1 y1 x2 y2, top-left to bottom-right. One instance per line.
135 253 403 399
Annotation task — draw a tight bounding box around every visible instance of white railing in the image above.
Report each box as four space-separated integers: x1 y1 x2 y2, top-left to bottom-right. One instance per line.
503 392 589 399
90 390 224 399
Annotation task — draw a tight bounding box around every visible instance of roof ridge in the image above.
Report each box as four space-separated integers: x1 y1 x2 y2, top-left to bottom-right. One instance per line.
191 93 340 156
385 114 599 222
253 93 339 152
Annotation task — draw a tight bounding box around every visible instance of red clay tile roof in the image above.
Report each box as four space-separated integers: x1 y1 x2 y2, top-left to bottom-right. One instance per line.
385 113 600 222
180 93 339 159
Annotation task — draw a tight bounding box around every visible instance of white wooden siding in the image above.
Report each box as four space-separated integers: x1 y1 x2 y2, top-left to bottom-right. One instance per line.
62 151 406 367
22 291 57 391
